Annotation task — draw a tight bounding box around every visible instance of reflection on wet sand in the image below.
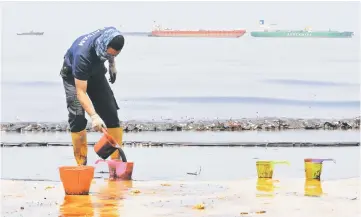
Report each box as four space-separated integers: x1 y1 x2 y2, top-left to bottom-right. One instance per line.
59 195 94 217
255 178 279 197
1 177 357 217
95 180 133 217
59 180 133 217
304 179 323 197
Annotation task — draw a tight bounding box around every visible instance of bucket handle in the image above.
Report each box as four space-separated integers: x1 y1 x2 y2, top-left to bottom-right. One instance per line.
95 159 107 165
319 158 336 163
271 161 290 166
101 128 128 163
102 128 117 145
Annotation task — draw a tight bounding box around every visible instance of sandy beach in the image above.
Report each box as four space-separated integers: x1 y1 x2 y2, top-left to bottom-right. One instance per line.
1 177 360 217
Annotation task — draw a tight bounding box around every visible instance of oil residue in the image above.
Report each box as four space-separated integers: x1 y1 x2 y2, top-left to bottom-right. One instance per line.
59 180 133 217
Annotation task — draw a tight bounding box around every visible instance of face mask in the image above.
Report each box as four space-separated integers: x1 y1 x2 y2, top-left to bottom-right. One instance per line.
99 51 113 61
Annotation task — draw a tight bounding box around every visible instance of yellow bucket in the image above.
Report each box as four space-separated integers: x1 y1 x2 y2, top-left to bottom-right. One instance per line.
304 179 323 197
256 160 290 178
304 158 336 180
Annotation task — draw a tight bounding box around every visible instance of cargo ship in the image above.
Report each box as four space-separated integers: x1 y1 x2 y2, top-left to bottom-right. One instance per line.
17 31 44 36
149 22 246 38
120 31 151 36
250 20 354 38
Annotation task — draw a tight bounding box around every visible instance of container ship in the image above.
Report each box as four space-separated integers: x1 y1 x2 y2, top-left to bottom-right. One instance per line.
250 20 354 38
17 31 44 36
149 22 246 38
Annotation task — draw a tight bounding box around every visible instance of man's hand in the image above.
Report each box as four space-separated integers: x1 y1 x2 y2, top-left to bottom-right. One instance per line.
90 114 107 132
108 57 117 84
109 64 117 84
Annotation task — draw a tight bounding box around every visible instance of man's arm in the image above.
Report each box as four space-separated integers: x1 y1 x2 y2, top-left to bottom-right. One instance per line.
74 78 96 117
72 53 106 131
72 54 96 117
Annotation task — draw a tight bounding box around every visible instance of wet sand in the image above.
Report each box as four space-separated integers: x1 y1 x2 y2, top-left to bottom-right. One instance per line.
1 177 359 217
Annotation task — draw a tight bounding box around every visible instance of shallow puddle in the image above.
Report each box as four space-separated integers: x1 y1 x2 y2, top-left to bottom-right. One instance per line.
0 145 359 182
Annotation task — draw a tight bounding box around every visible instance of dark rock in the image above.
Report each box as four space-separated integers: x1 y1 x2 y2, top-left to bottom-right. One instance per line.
25 142 48 147
1 117 360 133
324 121 338 130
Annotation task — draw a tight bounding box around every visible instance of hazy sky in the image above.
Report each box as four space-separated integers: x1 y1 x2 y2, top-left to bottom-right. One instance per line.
1 1 359 36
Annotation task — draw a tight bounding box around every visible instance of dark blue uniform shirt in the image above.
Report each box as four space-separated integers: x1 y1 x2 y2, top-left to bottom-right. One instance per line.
63 27 114 80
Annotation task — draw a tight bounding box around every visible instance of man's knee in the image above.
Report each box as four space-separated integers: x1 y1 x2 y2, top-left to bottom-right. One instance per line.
106 121 120 128
93 91 120 128
102 111 120 128
65 92 88 132
69 115 88 132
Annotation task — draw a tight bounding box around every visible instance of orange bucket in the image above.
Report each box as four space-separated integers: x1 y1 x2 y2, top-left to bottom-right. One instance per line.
94 129 127 161
59 166 95 195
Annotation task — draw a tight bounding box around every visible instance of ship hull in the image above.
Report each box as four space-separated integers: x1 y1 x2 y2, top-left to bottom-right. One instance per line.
250 31 354 38
150 30 246 38
17 32 44 36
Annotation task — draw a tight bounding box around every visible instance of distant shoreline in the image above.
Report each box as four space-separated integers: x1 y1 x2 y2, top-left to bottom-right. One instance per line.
1 117 359 133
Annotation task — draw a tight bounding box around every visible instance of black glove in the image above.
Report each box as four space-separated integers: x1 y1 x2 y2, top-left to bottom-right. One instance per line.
109 64 117 84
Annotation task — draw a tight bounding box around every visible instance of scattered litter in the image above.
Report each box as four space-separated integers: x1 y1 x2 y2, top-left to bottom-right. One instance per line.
187 166 202 176
193 203 205 210
97 171 109 174
161 183 171 186
131 189 141 195
240 210 267 216
44 186 54 190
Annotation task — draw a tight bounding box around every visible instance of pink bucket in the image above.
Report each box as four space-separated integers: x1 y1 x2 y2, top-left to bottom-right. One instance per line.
95 159 134 181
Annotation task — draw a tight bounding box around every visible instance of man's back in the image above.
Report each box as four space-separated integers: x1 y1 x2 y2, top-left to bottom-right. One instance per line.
62 27 116 80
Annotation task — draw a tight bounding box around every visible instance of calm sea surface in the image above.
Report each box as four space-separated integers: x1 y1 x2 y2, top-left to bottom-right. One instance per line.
1 2 360 122
1 35 360 122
